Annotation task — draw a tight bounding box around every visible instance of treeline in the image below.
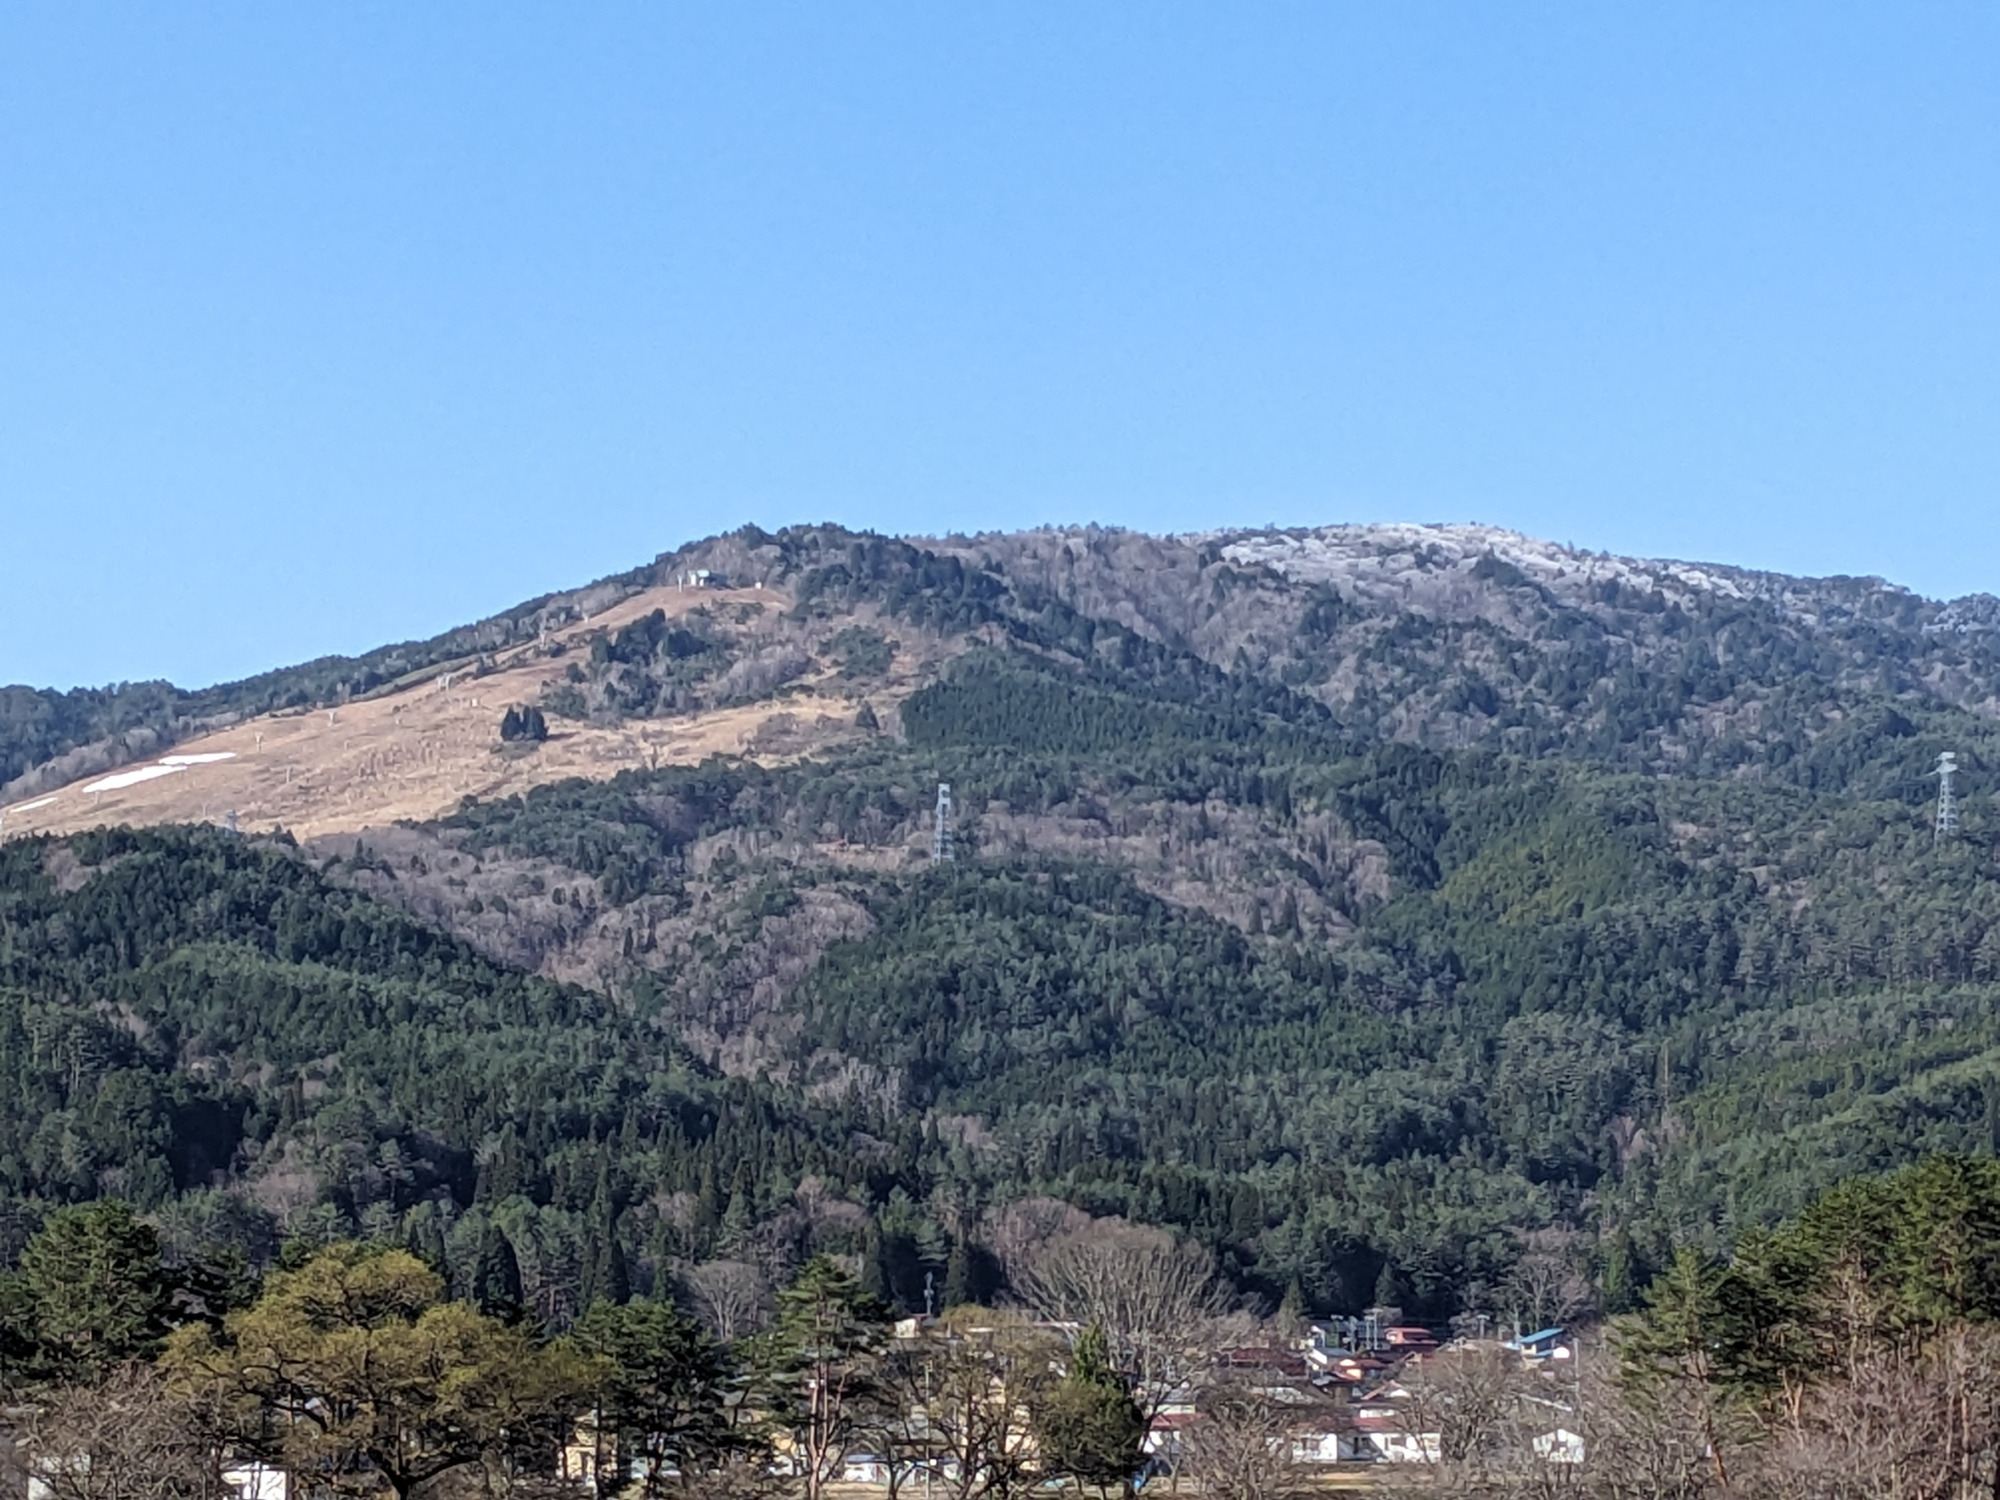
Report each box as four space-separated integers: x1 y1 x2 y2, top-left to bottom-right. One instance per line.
18 517 2000 801
0 1201 1154 1500
16 1154 2000 1500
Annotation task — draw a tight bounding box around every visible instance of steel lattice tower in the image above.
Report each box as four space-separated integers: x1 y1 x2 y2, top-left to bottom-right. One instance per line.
932 782 954 863
1937 752 1959 842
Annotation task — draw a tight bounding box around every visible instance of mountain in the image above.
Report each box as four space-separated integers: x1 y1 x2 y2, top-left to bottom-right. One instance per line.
14 521 2000 829
4 521 2000 1322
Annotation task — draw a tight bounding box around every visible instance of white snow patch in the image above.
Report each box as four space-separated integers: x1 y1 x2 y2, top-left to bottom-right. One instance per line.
82 764 187 794
5 796 57 814
160 752 237 765
1217 524 1761 610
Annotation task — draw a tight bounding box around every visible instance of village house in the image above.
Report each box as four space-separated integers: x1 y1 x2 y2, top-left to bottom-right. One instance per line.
1504 1326 1574 1361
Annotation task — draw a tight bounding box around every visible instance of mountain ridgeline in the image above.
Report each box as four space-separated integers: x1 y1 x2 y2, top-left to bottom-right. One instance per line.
5 520 2000 1324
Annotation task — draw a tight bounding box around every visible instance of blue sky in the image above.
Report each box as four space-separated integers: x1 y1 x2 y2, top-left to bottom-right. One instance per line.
4 4 1997 690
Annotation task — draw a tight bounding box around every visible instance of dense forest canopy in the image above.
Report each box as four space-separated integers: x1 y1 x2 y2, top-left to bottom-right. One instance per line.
6 522 2000 1337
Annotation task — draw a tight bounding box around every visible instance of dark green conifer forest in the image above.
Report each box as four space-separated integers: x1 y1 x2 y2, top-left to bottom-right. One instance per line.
8 523 2000 1333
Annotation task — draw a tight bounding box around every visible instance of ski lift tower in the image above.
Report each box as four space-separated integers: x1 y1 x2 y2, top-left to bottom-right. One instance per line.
1937 752 1960 842
932 783 955 863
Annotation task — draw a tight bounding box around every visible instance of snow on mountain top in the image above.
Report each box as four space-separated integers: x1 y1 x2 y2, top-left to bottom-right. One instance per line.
1214 523 1768 606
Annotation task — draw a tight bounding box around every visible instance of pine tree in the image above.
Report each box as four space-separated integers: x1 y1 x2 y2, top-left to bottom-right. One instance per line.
404 1212 450 1280
1616 1246 1734 1488
943 1239 972 1309
694 1161 722 1245
164 1245 587 1500
471 1225 525 1325
571 1300 735 1496
859 1223 892 1308
763 1256 890 1500
1034 1322 1146 1495
718 1190 754 1252
475 1126 525 1205
10 1201 174 1381
595 1232 632 1309
1372 1259 1407 1316
583 1161 631 1309
1229 1181 1263 1241
1277 1276 1308 1331
1599 1227 1638 1316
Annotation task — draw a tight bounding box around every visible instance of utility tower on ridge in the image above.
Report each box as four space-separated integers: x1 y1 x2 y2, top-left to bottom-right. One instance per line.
1937 752 1959 842
932 783 954 863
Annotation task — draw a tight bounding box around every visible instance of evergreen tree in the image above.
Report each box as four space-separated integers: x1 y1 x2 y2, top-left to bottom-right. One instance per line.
761 1256 890 1500
588 1231 632 1310
1599 1227 1638 1316
475 1126 525 1206
499 705 549 743
404 1212 450 1280
942 1239 972 1309
1034 1322 1146 1495
1616 1246 1736 1488
1372 1260 1407 1315
583 1163 631 1309
7 1200 175 1382
859 1223 892 1308
166 1245 592 1500
471 1226 525 1325
1277 1276 1308 1331
693 1162 722 1249
572 1299 736 1496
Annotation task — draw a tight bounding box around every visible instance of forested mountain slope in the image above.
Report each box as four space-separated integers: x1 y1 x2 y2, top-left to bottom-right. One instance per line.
0 825 971 1323
927 522 2000 783
5 520 2000 1327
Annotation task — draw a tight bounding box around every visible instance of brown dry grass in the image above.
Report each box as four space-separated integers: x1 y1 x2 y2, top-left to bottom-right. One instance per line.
1 586 907 843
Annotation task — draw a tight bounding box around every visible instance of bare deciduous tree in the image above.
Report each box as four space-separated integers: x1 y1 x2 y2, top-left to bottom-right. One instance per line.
1504 1230 1597 1335
983 1197 1092 1286
682 1259 769 1343
18 1365 217 1500
1739 1324 2000 1500
1390 1345 1537 1490
1564 1360 1715 1500
878 1309 1058 1500
1175 1377 1321 1500
1011 1218 1227 1416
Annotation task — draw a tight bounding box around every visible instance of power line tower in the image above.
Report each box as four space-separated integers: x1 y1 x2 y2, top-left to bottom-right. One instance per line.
932 782 954 864
1937 751 1959 842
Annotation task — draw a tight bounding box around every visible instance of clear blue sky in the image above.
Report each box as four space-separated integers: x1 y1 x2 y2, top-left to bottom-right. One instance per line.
4 4 1997 690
